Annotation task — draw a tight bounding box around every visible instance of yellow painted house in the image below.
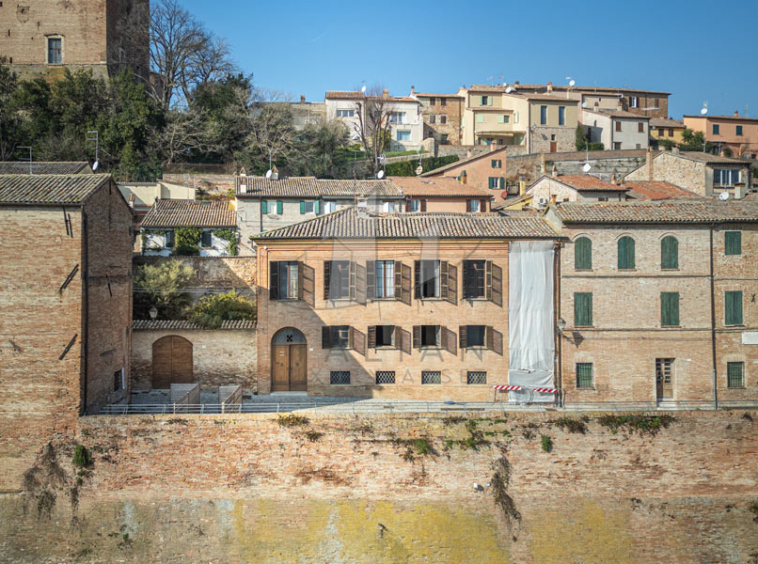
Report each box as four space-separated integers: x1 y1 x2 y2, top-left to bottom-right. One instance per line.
649 118 686 147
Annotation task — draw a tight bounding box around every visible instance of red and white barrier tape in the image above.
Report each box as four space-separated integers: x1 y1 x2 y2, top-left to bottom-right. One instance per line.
493 385 522 391
493 385 559 394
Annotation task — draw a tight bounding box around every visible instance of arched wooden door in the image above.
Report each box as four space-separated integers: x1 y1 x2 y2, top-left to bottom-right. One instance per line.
152 335 194 389
271 328 307 392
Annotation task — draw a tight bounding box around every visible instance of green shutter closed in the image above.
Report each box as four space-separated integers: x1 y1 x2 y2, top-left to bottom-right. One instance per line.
725 231 742 256
661 236 679 269
499 177 505 189
618 237 635 270
725 291 743 325
277 201 283 215
661 292 680 327
300 201 306 214
315 200 320 214
574 292 593 326
575 237 592 270
261 200 268 214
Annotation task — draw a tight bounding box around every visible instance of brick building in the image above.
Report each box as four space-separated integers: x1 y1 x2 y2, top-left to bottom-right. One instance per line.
410 88 464 146
545 200 758 405
252 207 560 400
0 0 149 81
0 174 133 445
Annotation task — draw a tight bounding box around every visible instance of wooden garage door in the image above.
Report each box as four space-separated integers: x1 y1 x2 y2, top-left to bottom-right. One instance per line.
152 336 193 389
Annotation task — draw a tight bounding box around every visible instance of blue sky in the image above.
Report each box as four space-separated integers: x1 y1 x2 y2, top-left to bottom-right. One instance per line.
180 0 757 119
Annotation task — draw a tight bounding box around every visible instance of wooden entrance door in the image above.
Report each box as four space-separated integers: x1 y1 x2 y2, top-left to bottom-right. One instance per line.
153 336 193 389
550 141 558 153
271 344 307 392
655 358 673 400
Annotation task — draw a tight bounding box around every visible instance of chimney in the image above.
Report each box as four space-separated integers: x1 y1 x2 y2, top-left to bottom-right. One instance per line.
551 164 558 177
459 170 468 185
540 153 547 174
128 194 135 208
300 94 306 104
410 85 415 95
382 88 389 99
490 144 496 152
546 81 553 94
271 165 279 181
734 110 739 117
611 172 617 184
646 148 654 181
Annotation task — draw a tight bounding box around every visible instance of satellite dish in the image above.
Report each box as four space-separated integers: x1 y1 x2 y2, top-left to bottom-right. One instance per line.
92 160 99 172
719 191 730 201
361 85 366 93
700 107 708 115
376 170 385 179
265 169 272 179
569 80 576 87
415 166 423 175
582 101 587 108
505 86 513 94
582 162 592 173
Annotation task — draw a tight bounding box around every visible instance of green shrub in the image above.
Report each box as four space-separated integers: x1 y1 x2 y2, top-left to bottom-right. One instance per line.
186 291 256 329
384 155 458 176
133 260 194 319
553 416 589 434
596 414 675 436
540 435 553 453
175 227 203 256
72 445 92 468
277 414 309 428
213 229 238 256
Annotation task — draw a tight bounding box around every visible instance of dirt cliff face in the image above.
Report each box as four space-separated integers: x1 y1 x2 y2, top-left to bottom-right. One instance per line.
1 411 757 563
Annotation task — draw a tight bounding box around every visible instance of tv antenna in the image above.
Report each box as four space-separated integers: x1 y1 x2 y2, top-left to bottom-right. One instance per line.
700 101 708 115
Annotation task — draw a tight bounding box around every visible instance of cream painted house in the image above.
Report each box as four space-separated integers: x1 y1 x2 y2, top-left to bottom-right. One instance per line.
582 109 650 151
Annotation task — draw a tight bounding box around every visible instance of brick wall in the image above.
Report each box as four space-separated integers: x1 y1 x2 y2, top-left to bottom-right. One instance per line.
131 328 257 390
257 240 510 399
529 126 575 153
419 96 463 145
624 152 708 195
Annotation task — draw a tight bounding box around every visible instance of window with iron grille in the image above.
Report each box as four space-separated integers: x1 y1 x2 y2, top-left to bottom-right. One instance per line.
576 363 593 388
422 371 441 384
330 371 351 385
727 362 744 388
376 371 395 385
467 371 487 385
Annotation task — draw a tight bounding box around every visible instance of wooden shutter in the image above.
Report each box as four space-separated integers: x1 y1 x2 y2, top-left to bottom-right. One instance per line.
368 326 377 349
725 231 742 256
405 199 412 212
485 260 492 300
399 328 412 354
300 201 306 214
276 201 283 215
261 200 268 214
466 199 472 212
349 261 357 300
442 327 457 355
725 291 743 325
618 237 635 270
401 263 412 305
322 326 332 349
575 237 592 270
366 261 376 300
574 293 593 326
661 236 679 270
414 261 421 299
490 263 503 307
323 261 332 300
354 262 366 304
301 264 315 305
297 262 304 300
413 326 421 349
440 261 449 299
492 328 503 356
499 177 505 190
314 200 320 214
482 199 488 212
459 325 467 349
446 263 458 305
421 199 427 212
152 337 172 389
661 292 679 326
269 261 279 300
351 327 366 356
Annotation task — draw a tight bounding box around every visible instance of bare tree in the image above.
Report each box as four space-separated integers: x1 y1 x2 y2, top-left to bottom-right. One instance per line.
148 0 236 108
161 108 217 165
353 86 394 176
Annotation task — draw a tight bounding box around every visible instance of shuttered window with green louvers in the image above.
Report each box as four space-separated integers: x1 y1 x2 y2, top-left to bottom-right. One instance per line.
661 292 680 327
574 292 593 327
661 236 679 269
618 236 635 270
574 237 592 270
725 231 742 256
725 291 743 326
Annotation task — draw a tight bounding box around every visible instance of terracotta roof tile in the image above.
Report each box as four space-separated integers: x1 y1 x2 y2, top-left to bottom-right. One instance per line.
141 200 236 228
623 181 699 201
554 200 758 224
0 161 92 174
254 206 559 240
388 176 492 197
237 177 403 198
133 320 256 331
649 118 685 128
0 174 110 205
553 175 629 192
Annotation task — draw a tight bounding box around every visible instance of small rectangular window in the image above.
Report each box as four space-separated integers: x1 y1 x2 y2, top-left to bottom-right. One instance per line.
465 325 486 347
440 115 447 124
374 260 395 298
574 292 593 327
661 292 680 327
725 291 743 326
273 261 299 299
615 121 622 132
376 371 395 385
330 371 351 385
476 114 485 123
375 326 395 347
463 260 485 299
713 124 720 135
630 96 638 108
419 260 440 298
725 231 742 255
422 371 442 385
336 109 355 118
201 231 212 248
396 130 411 141
326 260 350 300
736 125 743 136
429 115 436 124
480 95 489 106
576 363 593 389
330 326 350 348
559 106 565 126
47 37 62 64
113 368 124 392
440 98 446 107
467 371 487 385
727 362 745 388
540 106 547 125
165 230 175 248
638 122 644 133
420 325 440 347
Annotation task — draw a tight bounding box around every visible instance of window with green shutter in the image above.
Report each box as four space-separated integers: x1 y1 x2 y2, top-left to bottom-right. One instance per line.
661 292 680 327
725 291 743 325
574 237 592 270
618 236 635 270
574 292 593 326
725 231 742 256
261 200 268 214
661 236 679 269
277 201 283 215
727 362 745 388
576 363 593 388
